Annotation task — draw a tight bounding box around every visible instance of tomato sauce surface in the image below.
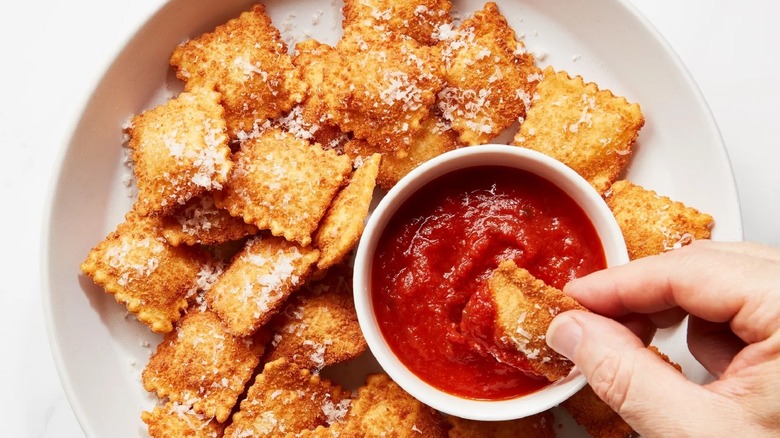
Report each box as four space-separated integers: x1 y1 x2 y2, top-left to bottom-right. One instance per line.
371 166 606 400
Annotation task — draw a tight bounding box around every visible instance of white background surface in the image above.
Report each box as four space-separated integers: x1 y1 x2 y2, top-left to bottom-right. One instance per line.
1 0 777 436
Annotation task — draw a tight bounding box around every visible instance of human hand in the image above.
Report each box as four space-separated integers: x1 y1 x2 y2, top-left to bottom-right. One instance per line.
546 240 780 437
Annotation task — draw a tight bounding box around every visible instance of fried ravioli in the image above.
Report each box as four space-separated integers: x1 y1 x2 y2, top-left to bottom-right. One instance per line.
214 128 352 246
170 4 306 138
513 67 645 194
342 115 460 190
266 266 366 371
224 358 350 438
335 373 449 437
142 309 265 422
160 193 258 247
605 180 714 260
207 235 319 336
342 0 453 45
446 411 555 438
326 28 445 157
126 87 232 217
142 401 226 438
464 260 586 381
287 39 350 151
80 213 204 333
437 2 540 145
313 154 381 270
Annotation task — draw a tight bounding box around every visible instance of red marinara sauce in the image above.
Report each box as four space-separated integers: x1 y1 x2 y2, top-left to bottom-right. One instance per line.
371 166 606 400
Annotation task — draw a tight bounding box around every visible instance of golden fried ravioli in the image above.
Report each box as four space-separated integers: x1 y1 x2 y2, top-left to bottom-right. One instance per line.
446 411 555 438
80 213 204 333
335 373 450 437
142 401 226 438
289 39 351 151
513 67 645 194
327 29 445 157
224 358 350 438
476 260 586 381
214 128 352 246
343 115 460 189
161 193 258 247
142 309 265 422
313 154 381 270
266 266 366 371
170 4 306 137
437 2 540 145
605 180 714 260
207 235 320 336
342 0 453 45
127 87 232 217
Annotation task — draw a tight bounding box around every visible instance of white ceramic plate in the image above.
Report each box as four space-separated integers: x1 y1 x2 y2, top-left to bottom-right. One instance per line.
42 0 742 436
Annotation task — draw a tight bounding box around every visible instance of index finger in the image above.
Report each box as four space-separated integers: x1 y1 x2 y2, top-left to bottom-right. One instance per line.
564 240 780 343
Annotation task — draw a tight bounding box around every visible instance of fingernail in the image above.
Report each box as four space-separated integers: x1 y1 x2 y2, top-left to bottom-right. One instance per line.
546 316 582 359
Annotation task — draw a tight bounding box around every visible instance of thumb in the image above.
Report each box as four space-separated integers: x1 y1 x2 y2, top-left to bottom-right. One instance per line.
547 310 736 437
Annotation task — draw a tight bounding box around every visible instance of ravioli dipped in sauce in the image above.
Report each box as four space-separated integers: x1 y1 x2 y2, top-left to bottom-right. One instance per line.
371 166 605 400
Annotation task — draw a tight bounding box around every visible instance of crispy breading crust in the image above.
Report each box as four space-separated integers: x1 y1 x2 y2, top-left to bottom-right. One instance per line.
437 2 540 145
142 401 226 438
605 180 714 260
342 0 452 46
160 193 258 247
266 266 367 370
513 67 645 194
562 346 682 438
313 154 381 270
80 213 203 333
127 87 232 217
335 373 450 437
224 358 350 438
445 411 555 438
488 260 587 381
142 309 265 423
326 28 445 157
170 4 307 138
207 235 319 336
342 115 460 190
214 128 352 246
287 39 350 151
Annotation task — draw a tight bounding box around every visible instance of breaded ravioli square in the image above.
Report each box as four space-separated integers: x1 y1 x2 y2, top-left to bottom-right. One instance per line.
170 4 306 138
342 0 453 45
605 180 714 260
437 2 540 145
80 213 204 333
334 373 449 437
563 346 682 438
326 29 445 157
142 401 225 438
513 67 645 194
142 309 265 423
469 260 586 381
214 128 352 246
446 411 555 438
161 193 258 247
343 115 460 190
288 40 351 151
127 87 232 217
207 235 320 336
224 358 350 438
313 154 381 270
266 266 366 371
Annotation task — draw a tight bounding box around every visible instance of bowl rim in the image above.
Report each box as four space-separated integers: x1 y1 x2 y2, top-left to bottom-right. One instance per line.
353 144 629 421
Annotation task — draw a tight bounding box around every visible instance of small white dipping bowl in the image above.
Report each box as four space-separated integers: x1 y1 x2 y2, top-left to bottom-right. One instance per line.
353 144 629 421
